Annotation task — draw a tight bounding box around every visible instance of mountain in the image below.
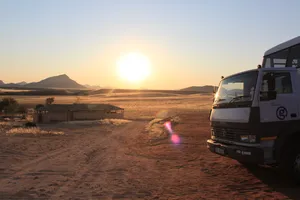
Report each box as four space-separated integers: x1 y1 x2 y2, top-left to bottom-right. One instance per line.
181 85 216 93
84 84 102 90
16 81 27 85
25 74 86 89
0 80 4 85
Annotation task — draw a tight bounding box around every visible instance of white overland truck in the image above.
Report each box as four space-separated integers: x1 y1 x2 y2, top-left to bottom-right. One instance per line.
207 36 300 182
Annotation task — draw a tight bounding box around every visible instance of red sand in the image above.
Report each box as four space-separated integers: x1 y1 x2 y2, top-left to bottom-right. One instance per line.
0 110 299 199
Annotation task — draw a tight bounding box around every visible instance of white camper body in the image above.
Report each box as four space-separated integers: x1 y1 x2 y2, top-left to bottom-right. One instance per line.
207 36 300 182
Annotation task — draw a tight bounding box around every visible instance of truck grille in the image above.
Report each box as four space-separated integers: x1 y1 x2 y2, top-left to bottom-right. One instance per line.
212 127 249 141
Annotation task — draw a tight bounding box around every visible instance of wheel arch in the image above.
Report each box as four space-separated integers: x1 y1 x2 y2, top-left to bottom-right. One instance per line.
274 130 300 163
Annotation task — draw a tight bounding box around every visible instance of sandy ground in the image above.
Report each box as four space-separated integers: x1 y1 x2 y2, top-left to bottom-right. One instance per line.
0 94 300 199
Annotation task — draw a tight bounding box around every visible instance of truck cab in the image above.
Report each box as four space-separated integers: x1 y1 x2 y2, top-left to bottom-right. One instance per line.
207 36 300 182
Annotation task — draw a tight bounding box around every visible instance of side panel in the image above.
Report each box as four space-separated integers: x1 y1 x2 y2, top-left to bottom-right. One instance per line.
274 71 300 162
259 94 299 122
73 111 105 120
48 112 68 122
259 71 299 122
258 70 300 163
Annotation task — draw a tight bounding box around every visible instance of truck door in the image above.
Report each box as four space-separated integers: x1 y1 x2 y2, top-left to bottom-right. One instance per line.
259 71 299 122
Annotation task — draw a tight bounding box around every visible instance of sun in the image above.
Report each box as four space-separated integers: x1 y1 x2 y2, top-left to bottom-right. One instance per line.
117 52 151 82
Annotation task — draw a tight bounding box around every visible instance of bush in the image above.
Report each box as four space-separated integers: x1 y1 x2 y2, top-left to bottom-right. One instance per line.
0 97 19 114
35 104 44 110
24 122 37 127
45 97 55 105
18 105 27 114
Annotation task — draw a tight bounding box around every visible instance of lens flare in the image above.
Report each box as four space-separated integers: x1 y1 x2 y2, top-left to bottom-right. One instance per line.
164 121 173 134
164 121 181 145
171 134 180 144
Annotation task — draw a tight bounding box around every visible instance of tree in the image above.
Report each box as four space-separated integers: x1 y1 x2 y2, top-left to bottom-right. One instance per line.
0 97 19 114
35 104 45 110
45 97 55 105
18 105 27 114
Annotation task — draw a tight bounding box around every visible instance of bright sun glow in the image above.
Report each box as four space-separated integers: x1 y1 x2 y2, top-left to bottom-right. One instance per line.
117 52 151 82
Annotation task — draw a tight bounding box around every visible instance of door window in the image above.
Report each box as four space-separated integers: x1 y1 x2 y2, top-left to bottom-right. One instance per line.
261 72 292 94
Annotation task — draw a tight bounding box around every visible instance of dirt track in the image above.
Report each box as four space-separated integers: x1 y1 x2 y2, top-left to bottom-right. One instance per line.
1 111 300 199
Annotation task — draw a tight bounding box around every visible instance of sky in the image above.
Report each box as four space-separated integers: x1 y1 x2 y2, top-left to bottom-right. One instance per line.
1 0 300 90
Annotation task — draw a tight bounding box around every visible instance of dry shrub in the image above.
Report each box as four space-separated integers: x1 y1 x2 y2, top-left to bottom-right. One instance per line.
146 118 164 129
99 119 132 126
0 121 11 127
26 115 33 122
147 123 168 140
0 121 23 130
145 116 181 140
6 127 64 136
155 110 170 119
170 116 181 125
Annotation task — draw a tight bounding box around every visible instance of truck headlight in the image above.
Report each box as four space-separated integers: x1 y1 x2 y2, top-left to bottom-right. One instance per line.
240 135 256 143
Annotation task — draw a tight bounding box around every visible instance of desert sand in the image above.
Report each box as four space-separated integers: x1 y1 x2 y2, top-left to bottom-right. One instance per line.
0 93 299 200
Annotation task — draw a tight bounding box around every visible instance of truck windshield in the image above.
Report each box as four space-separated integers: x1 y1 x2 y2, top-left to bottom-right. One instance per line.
214 71 258 107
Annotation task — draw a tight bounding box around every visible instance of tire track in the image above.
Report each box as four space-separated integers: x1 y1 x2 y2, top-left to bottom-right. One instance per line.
0 146 71 184
49 122 146 200
0 131 109 195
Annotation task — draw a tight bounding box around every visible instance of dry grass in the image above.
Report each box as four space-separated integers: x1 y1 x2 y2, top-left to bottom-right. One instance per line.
0 89 32 92
1 92 212 121
0 121 23 129
0 121 12 126
6 127 64 136
99 118 132 126
4 93 212 114
60 119 131 126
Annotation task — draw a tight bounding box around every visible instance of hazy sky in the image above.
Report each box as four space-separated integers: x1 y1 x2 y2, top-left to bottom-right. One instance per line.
1 0 300 89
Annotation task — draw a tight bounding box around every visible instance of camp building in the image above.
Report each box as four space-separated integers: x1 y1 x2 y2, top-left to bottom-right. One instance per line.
33 103 124 123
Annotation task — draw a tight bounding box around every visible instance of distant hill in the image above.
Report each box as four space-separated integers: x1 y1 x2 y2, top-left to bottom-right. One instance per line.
16 81 27 86
84 84 102 90
0 81 27 87
25 74 86 89
181 85 216 93
3 83 20 87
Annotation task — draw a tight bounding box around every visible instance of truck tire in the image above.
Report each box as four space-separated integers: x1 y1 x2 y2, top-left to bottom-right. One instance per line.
280 142 300 184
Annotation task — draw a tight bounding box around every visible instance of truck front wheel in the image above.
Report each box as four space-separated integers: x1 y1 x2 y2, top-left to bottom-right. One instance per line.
280 143 300 184
293 153 300 182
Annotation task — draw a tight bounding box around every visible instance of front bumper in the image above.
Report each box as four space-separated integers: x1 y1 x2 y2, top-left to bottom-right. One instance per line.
207 139 264 164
